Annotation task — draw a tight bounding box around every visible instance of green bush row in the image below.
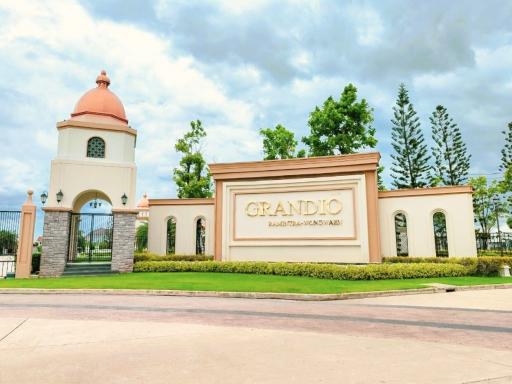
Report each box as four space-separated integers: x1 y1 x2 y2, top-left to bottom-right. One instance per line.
134 252 214 262
133 260 470 280
383 256 512 276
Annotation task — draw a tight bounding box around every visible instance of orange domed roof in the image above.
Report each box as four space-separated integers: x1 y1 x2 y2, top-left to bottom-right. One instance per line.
137 193 149 209
71 70 128 124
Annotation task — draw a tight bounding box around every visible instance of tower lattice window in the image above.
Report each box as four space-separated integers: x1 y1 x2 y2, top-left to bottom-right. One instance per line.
87 137 105 158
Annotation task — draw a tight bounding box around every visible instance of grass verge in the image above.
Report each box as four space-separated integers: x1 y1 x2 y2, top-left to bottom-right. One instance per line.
0 273 511 294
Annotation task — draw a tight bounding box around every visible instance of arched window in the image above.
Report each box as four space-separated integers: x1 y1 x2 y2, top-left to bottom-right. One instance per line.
195 218 206 255
166 217 176 254
433 212 449 257
394 213 409 256
87 137 105 158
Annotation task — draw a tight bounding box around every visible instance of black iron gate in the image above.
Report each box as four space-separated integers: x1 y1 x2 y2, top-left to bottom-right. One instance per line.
0 211 21 277
68 213 114 263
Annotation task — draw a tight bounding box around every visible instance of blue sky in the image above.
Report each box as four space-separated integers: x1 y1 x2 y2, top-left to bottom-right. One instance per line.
0 0 511 235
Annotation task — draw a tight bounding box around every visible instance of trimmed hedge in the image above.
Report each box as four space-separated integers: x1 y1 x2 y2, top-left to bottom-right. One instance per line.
384 256 512 277
383 256 452 264
133 261 470 280
134 252 213 263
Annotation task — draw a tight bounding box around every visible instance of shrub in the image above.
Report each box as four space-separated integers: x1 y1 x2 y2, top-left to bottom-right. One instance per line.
32 252 41 274
133 261 470 280
474 257 512 276
383 256 512 277
383 257 451 264
134 252 213 263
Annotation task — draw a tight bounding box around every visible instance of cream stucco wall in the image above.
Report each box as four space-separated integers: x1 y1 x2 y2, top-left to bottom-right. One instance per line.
46 120 137 210
57 127 135 163
221 175 370 263
378 192 477 257
148 204 215 255
48 159 137 210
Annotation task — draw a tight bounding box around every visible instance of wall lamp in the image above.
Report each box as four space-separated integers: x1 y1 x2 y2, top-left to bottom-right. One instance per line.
56 189 64 204
40 191 48 205
121 193 128 206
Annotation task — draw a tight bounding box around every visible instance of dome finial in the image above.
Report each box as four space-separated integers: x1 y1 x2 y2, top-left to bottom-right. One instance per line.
96 70 110 87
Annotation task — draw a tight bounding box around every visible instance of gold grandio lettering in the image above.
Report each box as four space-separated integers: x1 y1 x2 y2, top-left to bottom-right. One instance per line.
245 198 343 217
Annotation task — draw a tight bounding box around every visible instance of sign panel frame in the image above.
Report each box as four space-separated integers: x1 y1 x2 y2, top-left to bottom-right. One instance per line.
232 185 357 241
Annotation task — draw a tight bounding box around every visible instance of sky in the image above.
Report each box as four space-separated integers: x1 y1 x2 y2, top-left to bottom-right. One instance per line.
0 0 511 234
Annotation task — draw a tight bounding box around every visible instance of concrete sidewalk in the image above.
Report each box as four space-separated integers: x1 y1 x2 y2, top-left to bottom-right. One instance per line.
1 290 512 383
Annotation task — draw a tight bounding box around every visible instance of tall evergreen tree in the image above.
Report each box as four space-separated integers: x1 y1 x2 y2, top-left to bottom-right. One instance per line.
500 122 512 172
430 105 471 185
390 84 431 189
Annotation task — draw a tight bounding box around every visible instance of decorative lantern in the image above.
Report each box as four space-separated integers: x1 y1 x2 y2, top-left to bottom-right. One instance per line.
121 193 128 206
40 191 48 205
56 190 64 203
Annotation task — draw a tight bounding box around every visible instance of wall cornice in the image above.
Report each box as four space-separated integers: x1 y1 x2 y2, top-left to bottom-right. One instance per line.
209 152 381 181
378 185 473 199
57 120 137 137
149 198 215 206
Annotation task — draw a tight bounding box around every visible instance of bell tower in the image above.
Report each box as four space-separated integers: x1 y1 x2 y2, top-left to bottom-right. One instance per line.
41 70 138 276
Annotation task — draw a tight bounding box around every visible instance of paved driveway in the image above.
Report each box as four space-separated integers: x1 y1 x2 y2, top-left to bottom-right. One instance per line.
1 289 512 383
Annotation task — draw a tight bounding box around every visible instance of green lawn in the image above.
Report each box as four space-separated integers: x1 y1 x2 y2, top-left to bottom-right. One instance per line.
0 273 511 294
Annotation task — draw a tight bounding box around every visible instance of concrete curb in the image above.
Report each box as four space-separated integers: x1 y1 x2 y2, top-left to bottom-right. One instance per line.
1 283 512 301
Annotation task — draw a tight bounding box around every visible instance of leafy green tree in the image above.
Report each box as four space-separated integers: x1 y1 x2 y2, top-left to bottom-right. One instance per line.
0 230 17 253
469 176 507 235
136 223 148 252
430 105 471 185
390 84 431 189
500 122 512 172
260 124 305 160
173 120 213 198
302 83 377 156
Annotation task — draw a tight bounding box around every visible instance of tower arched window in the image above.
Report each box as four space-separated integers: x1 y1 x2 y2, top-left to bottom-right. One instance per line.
195 217 206 255
433 212 449 257
394 213 409 256
87 137 105 158
166 217 177 254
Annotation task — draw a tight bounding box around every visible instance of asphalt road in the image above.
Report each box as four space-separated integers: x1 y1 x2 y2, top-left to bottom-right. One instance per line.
1 289 512 383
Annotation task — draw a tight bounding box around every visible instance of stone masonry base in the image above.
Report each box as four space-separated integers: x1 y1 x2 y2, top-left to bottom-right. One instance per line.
40 210 71 277
112 212 136 273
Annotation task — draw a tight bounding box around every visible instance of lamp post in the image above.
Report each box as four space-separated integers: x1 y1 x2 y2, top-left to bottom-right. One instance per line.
493 196 503 257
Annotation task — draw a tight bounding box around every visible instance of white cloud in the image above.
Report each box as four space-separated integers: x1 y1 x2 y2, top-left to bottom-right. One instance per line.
0 0 260 206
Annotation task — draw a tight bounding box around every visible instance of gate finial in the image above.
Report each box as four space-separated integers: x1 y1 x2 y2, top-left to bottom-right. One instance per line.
25 189 34 205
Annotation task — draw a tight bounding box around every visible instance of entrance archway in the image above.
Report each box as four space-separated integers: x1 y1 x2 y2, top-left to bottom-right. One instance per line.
68 190 114 263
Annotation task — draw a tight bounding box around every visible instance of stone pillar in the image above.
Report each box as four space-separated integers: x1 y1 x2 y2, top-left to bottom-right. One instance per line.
112 211 137 273
40 209 71 277
15 190 37 278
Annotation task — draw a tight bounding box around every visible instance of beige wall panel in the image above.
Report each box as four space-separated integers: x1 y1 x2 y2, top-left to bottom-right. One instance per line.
148 204 215 255
222 175 370 263
228 245 365 263
378 193 477 257
57 127 135 163
47 159 137 210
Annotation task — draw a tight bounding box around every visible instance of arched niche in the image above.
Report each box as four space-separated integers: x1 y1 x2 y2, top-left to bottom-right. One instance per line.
166 216 177 254
195 216 207 255
393 211 409 256
432 210 449 257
